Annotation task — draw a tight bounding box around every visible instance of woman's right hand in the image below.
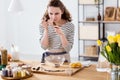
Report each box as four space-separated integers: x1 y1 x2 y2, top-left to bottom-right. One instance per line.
41 18 48 30
41 18 54 29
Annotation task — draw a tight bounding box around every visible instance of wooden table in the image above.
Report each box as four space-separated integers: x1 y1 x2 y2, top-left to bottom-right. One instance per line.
0 61 110 80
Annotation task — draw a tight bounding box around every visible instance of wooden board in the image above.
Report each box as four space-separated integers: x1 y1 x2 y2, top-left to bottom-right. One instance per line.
31 64 84 76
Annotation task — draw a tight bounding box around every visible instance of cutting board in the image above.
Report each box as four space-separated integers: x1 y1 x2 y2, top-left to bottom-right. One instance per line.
31 64 84 76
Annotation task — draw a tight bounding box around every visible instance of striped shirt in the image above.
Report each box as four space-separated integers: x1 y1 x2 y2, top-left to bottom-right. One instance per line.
39 22 74 53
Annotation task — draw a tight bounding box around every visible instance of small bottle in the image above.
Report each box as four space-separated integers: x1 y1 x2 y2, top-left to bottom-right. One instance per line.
2 68 8 77
97 13 101 21
0 52 1 65
0 47 4 65
1 49 8 65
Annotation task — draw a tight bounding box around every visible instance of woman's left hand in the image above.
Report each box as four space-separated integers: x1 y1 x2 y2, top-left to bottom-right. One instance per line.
54 26 64 35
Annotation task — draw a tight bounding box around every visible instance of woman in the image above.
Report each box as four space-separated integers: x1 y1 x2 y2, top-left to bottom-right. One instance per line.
39 0 74 63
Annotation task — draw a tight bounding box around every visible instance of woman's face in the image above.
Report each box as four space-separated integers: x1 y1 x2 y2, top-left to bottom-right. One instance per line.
47 6 63 23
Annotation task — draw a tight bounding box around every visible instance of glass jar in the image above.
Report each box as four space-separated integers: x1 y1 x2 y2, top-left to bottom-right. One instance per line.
11 45 19 61
110 64 120 80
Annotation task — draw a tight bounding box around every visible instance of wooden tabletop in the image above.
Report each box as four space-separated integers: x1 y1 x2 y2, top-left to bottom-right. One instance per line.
0 61 110 80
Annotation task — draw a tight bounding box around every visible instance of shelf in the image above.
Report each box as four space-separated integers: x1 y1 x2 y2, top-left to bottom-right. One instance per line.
79 21 100 23
102 21 120 24
79 21 120 24
79 54 98 58
79 39 98 41
79 3 103 6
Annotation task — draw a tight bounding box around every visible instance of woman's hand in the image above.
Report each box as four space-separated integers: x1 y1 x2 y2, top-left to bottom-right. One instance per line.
54 26 64 35
47 19 54 26
41 19 48 30
41 18 55 29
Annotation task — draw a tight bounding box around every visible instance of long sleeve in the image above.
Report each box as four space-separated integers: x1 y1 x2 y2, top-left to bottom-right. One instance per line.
39 25 49 50
63 23 74 52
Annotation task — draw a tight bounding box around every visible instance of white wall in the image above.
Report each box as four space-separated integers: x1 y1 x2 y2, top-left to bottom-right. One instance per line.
1 0 78 60
0 0 7 47
1 0 120 61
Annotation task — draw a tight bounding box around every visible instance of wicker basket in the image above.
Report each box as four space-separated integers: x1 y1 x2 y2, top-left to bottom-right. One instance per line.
85 45 97 56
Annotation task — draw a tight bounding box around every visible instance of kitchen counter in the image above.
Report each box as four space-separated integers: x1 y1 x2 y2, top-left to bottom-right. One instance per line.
0 60 110 80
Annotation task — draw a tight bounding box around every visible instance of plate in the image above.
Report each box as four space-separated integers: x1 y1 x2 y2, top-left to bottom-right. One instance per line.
1 73 33 80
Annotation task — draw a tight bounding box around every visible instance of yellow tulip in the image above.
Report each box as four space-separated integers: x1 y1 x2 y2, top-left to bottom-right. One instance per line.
97 40 102 46
116 34 120 37
107 35 116 43
106 45 112 52
116 34 120 43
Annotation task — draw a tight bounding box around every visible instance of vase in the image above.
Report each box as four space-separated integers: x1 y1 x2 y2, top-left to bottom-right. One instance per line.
96 43 109 72
110 64 120 80
96 54 109 72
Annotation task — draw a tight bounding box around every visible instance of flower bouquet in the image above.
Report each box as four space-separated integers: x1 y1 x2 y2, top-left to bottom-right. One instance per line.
97 34 120 65
97 34 120 80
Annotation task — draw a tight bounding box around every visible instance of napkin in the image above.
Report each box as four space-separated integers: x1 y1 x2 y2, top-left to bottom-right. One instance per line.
81 60 92 67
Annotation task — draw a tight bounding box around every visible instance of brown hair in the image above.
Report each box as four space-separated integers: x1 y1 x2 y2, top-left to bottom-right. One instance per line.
42 0 72 22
